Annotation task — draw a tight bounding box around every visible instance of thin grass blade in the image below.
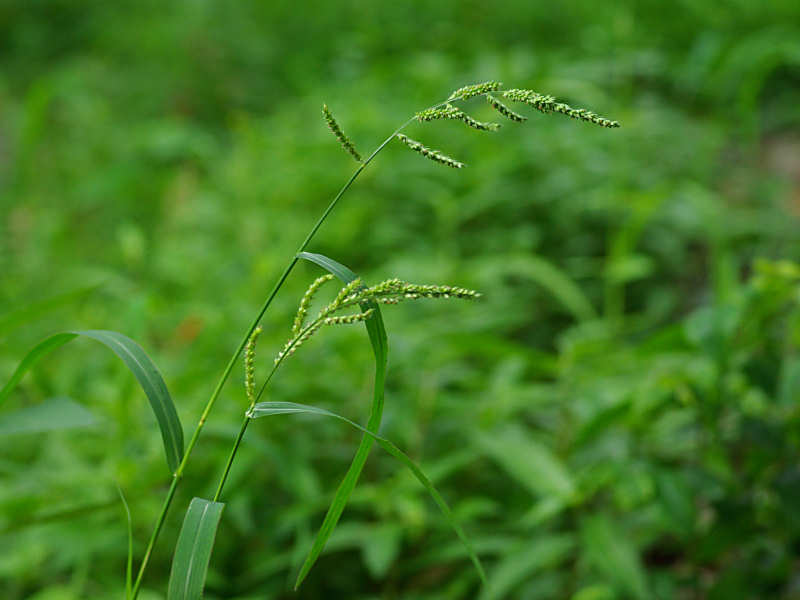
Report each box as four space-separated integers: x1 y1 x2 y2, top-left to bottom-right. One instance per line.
249 401 485 583
116 484 134 600
0 332 76 405
0 329 184 473
295 252 387 587
167 497 225 600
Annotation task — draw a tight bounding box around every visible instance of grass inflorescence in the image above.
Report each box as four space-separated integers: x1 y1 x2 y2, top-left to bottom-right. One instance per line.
274 277 479 366
3 77 619 599
396 134 465 168
503 88 620 127
323 104 363 162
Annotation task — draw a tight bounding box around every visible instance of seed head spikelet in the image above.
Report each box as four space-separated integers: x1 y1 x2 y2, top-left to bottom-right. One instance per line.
448 81 502 101
416 104 499 132
323 104 363 162
292 274 335 336
396 134 465 169
275 277 480 368
486 94 527 122
502 89 620 128
244 326 263 404
416 104 463 122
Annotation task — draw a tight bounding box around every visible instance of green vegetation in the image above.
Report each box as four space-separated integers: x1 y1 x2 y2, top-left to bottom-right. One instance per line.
2 2 800 599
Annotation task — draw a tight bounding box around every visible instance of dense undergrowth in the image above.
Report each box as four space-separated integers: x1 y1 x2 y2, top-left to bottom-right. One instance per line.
2 1 800 598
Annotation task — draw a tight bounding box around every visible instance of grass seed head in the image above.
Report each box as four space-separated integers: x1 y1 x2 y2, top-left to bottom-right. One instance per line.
396 134 465 169
486 94 527 122
502 89 620 127
244 325 263 403
448 81 503 101
323 104 363 162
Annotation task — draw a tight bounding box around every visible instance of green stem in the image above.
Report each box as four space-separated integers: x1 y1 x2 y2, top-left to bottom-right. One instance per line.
130 92 484 598
213 418 250 502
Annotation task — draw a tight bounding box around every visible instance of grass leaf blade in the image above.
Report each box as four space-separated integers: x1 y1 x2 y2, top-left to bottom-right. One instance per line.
167 497 225 600
248 401 485 583
0 329 184 474
0 332 77 406
116 484 134 600
295 252 388 588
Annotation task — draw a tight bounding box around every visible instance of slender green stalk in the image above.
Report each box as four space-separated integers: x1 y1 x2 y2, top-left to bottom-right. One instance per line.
130 92 501 598
213 418 250 502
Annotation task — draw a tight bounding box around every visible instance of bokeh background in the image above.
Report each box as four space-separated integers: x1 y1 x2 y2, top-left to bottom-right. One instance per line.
3 1 800 598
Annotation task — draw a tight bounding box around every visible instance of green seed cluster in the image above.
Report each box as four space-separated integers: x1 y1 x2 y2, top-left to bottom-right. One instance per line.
416 104 462 122
448 81 502 101
416 103 500 132
244 326 263 404
292 274 334 336
363 278 482 302
322 309 375 326
460 112 500 132
503 89 620 128
396 134 465 169
275 276 481 367
486 94 527 122
323 104 363 162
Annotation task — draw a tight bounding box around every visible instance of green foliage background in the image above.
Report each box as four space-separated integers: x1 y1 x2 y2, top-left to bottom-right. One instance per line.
2 1 800 598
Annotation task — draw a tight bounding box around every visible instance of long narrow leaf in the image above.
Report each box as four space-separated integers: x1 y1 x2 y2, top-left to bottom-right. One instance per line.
0 329 184 473
249 401 485 582
116 484 134 600
167 498 225 600
295 251 387 587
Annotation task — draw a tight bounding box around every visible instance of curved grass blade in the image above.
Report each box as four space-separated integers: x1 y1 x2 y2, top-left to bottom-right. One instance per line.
116 484 134 600
248 401 485 583
0 329 184 474
295 252 387 587
167 497 225 600
0 332 76 405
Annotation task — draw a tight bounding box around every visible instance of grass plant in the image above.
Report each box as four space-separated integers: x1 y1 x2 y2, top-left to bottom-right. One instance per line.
1 81 620 597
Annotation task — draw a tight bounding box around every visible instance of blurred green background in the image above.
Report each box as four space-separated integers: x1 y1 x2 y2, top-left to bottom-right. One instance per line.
2 1 800 598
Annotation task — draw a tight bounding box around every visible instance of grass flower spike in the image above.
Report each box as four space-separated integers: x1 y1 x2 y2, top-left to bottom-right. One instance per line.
323 104 363 162
292 274 335 336
503 89 620 127
448 80 502 101
244 326 262 404
486 93 527 122
396 134 465 169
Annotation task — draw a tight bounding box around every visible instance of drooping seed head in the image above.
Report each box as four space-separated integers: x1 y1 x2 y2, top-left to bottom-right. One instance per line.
448 81 503 101
323 104 363 162
396 134 465 169
502 89 620 128
486 94 527 122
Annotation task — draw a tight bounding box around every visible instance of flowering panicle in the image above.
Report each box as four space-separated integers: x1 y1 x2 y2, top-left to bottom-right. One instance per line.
416 104 500 132
396 134 465 169
363 278 481 302
486 94 527 122
459 113 500 132
292 274 335 336
322 308 375 326
448 81 502 101
323 104 363 162
244 326 263 404
274 276 481 367
416 104 462 122
502 89 620 128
